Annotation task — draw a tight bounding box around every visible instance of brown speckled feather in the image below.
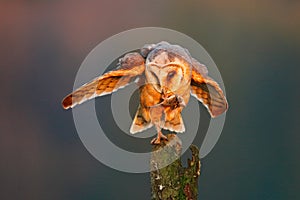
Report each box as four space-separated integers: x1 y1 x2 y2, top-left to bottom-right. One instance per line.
190 60 228 117
62 53 145 109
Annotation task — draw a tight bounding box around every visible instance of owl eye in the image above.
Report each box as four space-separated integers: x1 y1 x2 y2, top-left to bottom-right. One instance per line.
167 71 176 79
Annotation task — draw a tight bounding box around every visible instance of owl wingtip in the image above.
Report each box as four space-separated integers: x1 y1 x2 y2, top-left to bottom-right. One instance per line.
62 95 73 110
210 103 228 118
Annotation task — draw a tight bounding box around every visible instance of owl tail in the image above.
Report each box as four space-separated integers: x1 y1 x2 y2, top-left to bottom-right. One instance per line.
130 105 153 134
163 113 185 133
130 105 186 134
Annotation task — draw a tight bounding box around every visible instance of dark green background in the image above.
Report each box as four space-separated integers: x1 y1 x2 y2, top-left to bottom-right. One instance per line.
1 1 299 199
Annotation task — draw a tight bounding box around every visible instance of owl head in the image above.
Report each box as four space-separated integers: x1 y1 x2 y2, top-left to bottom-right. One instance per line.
144 43 193 95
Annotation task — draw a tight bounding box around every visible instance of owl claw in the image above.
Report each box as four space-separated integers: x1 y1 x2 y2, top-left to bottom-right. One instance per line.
151 132 168 145
161 94 186 109
176 95 186 107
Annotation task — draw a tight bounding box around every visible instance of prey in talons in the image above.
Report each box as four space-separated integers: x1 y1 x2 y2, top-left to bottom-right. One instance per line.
149 93 185 145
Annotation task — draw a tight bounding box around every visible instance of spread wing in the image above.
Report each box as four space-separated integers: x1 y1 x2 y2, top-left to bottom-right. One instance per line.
62 52 145 109
190 58 228 117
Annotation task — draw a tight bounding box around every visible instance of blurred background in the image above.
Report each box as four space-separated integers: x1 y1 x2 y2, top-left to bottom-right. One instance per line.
1 0 299 199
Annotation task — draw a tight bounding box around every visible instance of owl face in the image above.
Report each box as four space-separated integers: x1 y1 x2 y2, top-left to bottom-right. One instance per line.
145 50 192 95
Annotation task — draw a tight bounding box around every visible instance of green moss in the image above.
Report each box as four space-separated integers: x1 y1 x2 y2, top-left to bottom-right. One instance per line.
151 135 200 200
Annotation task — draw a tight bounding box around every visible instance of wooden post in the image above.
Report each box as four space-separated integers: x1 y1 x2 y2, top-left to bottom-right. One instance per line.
150 134 201 200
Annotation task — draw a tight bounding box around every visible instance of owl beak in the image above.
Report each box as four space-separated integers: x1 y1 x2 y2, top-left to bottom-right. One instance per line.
161 87 167 94
162 87 172 96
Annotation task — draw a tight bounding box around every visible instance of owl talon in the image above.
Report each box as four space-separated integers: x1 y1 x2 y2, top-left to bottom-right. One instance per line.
151 137 161 145
176 96 186 107
161 94 186 109
151 132 168 145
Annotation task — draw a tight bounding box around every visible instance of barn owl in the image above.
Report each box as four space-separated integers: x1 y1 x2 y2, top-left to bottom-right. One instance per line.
62 41 228 144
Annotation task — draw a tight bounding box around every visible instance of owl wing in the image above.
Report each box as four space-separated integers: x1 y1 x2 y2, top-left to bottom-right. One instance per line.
62 52 145 109
190 58 228 117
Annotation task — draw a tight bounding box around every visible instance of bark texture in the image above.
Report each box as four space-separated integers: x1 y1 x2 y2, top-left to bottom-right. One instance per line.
150 134 201 200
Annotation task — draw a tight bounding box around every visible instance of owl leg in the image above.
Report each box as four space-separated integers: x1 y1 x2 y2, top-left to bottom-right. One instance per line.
150 125 168 145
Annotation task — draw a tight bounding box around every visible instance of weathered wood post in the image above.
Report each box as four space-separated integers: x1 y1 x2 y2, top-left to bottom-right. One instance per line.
150 134 201 200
